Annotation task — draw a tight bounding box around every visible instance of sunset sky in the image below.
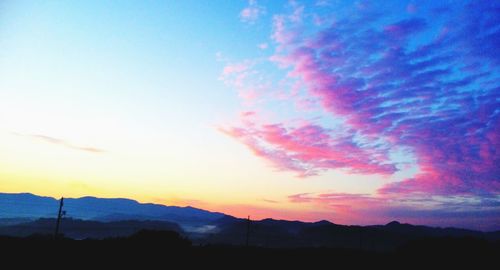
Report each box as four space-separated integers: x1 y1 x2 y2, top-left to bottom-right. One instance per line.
0 0 498 230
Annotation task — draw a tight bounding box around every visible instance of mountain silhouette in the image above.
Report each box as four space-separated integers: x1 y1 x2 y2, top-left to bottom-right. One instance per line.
208 217 500 250
0 192 225 231
0 218 183 239
1 192 499 251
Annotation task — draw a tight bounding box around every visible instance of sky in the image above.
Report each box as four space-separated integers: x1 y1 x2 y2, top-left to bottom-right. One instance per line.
0 0 498 231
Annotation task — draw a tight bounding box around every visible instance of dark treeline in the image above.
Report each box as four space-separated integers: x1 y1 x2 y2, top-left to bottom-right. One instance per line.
1 229 498 267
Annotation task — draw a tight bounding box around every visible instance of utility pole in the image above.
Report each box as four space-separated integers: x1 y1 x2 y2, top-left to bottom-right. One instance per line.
245 215 251 247
54 197 64 239
358 226 363 250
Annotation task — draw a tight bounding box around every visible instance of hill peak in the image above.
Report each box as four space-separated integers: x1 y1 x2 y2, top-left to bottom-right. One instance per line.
386 221 402 226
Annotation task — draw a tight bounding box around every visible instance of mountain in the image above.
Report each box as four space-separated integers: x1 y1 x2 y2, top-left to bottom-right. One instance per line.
0 218 183 239
2 192 499 250
0 192 225 231
206 217 500 250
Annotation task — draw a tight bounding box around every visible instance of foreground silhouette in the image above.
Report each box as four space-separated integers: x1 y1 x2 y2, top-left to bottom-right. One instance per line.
1 193 499 265
1 229 498 266
2 217 499 249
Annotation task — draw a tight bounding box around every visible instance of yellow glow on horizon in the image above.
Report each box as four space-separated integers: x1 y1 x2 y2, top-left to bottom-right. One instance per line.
0 124 389 222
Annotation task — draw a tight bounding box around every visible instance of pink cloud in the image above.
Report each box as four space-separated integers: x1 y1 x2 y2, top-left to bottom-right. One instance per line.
260 2 500 197
222 1 500 229
240 0 265 24
222 62 251 76
220 117 396 177
271 15 299 45
219 60 268 105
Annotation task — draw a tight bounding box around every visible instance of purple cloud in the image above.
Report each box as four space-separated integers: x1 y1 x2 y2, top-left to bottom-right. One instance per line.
230 1 499 196
223 1 500 228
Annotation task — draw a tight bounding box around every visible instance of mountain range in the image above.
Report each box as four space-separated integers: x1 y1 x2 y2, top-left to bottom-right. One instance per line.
0 192 224 232
1 192 499 250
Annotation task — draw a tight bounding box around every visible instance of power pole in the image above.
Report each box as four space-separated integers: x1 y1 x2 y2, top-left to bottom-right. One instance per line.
358 226 363 250
245 215 251 247
54 197 64 239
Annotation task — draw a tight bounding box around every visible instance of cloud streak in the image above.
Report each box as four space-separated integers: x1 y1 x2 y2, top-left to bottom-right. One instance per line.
15 133 104 153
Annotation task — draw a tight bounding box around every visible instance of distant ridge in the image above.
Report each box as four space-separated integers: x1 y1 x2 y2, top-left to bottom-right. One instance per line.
0 192 225 231
1 192 499 250
0 218 183 239
2 192 499 231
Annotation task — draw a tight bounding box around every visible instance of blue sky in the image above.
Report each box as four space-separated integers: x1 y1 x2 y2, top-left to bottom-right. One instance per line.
0 0 498 230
